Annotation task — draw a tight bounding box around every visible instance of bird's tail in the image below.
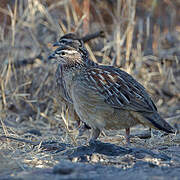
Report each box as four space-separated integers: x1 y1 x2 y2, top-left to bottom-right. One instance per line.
143 112 174 133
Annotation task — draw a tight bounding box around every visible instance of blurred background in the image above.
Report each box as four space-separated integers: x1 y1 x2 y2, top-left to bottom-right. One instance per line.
0 0 180 158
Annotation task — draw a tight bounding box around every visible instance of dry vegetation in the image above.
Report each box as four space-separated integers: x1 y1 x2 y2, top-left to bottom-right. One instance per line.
0 0 180 178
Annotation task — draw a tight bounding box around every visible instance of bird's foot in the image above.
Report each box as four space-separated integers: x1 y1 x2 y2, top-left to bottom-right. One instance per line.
90 128 100 140
125 128 131 147
78 123 90 136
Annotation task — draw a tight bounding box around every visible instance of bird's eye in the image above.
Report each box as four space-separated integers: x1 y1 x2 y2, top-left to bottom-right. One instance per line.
61 51 66 56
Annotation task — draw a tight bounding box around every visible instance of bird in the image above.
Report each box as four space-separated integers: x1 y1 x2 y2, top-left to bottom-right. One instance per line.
49 33 174 144
53 33 92 134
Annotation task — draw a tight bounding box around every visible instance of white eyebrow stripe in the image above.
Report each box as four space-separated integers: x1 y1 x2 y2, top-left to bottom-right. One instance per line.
62 50 78 54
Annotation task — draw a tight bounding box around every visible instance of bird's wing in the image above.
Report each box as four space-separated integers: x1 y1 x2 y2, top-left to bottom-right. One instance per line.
81 66 157 113
71 66 174 134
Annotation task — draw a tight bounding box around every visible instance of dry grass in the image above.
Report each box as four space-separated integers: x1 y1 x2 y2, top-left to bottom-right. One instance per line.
0 0 180 176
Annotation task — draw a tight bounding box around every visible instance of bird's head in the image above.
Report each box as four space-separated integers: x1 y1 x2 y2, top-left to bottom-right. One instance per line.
48 44 85 68
54 33 84 49
48 33 97 68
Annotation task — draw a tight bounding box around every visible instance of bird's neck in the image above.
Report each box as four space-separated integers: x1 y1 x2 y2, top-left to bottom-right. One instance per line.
62 58 98 72
59 62 84 83
62 62 85 72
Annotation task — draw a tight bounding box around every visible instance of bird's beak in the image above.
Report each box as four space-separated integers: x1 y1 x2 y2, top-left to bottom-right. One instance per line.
53 42 61 47
48 53 56 60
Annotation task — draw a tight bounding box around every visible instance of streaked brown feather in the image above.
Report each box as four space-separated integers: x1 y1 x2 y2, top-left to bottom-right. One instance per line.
83 66 157 113
49 33 174 142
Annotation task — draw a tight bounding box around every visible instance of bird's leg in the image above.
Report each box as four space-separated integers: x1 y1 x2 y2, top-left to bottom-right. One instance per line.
78 122 91 136
149 128 152 137
90 128 100 141
125 128 131 145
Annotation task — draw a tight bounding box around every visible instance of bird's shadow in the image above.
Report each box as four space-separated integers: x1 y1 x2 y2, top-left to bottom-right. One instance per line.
61 140 170 161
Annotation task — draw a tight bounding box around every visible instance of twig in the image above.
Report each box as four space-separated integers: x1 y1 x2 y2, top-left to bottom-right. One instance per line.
83 0 90 35
0 136 63 151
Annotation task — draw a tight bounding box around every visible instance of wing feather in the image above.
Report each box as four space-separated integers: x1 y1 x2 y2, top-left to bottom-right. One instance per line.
81 66 157 113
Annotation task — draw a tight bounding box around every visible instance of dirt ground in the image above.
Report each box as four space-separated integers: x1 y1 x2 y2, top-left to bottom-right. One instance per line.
0 1 180 179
